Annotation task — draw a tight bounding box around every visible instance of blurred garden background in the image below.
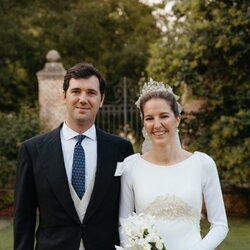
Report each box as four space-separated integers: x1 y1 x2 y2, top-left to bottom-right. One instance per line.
0 0 249 249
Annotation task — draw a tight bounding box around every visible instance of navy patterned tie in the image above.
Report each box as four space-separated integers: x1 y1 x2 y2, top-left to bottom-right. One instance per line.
71 135 86 199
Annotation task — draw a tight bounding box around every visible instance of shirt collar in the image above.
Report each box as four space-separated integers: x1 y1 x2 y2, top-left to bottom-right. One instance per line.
62 122 96 141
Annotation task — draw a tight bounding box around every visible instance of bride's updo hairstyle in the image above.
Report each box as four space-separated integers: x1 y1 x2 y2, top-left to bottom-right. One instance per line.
139 91 180 118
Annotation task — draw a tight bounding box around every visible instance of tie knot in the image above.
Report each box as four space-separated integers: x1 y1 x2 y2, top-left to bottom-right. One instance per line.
76 134 85 143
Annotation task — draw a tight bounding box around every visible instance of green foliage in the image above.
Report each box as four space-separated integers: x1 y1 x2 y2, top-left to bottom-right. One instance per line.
0 157 15 189
0 190 14 210
147 0 250 185
0 105 40 188
0 0 160 111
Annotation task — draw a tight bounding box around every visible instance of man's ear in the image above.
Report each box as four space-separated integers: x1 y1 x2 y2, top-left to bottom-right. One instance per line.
100 94 105 108
62 91 66 103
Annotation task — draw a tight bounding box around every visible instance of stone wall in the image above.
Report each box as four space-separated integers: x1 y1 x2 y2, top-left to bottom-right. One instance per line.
37 50 66 131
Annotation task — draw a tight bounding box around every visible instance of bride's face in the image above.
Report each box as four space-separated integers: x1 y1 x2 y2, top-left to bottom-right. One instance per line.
143 97 180 146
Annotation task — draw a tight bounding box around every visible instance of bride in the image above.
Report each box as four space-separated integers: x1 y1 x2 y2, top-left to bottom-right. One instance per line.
118 79 228 250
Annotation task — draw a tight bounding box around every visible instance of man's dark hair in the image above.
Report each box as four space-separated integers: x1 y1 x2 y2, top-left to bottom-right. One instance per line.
63 63 106 97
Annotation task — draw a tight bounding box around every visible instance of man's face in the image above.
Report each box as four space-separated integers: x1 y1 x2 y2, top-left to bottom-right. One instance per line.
64 76 104 132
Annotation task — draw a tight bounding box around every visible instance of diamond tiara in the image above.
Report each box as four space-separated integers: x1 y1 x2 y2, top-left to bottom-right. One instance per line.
135 78 182 113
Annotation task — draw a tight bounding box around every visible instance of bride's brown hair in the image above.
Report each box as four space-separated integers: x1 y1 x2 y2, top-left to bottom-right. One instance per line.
139 91 180 118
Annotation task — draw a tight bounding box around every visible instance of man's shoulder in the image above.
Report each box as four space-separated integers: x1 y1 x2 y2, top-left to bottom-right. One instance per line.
23 126 61 145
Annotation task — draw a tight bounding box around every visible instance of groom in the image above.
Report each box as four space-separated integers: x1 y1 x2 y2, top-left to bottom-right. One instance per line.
14 63 134 250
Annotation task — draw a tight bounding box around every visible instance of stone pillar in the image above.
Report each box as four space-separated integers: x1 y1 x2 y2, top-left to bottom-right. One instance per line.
37 50 66 131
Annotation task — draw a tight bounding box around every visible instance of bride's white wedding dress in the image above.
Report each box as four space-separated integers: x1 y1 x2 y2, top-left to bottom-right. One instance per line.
119 152 228 250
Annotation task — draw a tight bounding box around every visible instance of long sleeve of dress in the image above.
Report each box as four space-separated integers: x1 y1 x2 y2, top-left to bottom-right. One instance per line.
190 152 229 250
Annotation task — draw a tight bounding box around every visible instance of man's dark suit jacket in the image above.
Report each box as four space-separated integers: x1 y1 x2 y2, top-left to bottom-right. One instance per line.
14 124 134 250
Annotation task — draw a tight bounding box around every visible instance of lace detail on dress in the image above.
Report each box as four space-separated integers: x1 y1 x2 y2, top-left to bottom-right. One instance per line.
143 194 200 225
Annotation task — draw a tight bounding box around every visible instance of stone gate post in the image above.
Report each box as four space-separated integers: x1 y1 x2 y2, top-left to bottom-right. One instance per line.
36 50 66 131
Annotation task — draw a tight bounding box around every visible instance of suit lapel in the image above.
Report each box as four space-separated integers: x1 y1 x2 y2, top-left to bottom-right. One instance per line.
84 129 117 222
39 126 80 224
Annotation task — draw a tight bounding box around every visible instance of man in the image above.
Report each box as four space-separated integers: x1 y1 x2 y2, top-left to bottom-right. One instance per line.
14 63 134 250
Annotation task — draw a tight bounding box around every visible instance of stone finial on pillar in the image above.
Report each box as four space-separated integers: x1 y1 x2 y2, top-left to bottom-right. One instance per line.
37 50 66 131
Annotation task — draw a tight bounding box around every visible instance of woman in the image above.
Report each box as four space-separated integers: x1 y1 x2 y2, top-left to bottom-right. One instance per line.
119 79 228 250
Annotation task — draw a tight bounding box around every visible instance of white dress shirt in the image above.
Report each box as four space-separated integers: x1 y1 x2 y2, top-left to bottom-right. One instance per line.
60 122 97 190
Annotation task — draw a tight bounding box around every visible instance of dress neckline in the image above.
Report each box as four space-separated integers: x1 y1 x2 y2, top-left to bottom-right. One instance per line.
139 151 197 169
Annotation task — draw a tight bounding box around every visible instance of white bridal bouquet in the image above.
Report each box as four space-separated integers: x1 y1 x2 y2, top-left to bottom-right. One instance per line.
115 213 166 250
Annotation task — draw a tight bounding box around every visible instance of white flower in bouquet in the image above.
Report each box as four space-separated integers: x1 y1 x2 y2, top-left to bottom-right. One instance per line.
115 213 166 250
